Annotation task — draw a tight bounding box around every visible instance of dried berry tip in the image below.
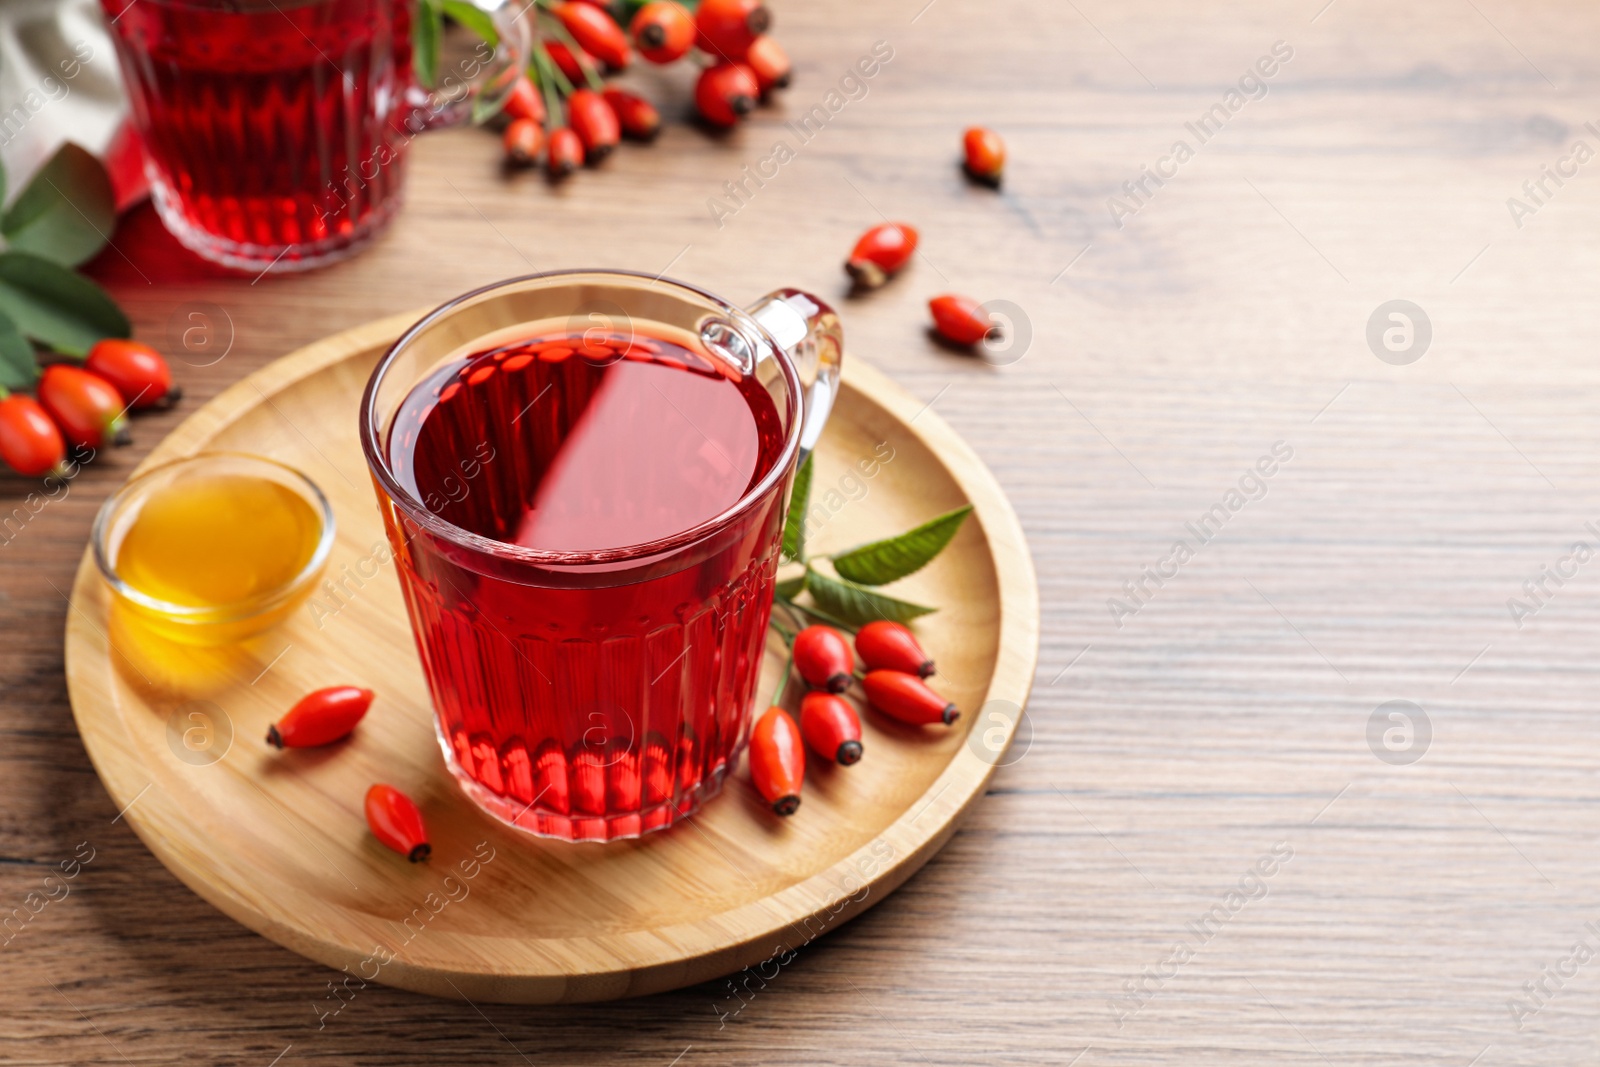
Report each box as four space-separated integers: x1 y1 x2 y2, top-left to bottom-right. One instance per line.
772 794 800 816
265 725 283 749
942 705 959 725
408 843 432 863
825 672 850 693
846 260 886 289
837 740 863 765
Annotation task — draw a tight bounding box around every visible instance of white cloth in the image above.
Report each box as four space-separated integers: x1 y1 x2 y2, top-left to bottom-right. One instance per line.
0 0 128 206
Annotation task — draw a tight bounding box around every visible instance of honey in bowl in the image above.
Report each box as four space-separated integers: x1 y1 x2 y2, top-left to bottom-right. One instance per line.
93 454 334 646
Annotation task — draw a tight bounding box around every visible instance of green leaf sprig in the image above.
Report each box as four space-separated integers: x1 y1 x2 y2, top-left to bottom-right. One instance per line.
0 143 132 390
774 452 973 631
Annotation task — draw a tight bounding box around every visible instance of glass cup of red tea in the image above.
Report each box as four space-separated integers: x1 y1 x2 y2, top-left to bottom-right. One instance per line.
98 0 527 273
359 272 843 841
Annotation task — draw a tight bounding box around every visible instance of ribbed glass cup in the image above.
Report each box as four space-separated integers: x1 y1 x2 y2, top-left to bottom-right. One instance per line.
99 0 525 272
360 271 842 841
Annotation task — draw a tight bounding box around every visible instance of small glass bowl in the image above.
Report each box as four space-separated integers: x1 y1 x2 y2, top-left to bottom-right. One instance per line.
92 453 336 646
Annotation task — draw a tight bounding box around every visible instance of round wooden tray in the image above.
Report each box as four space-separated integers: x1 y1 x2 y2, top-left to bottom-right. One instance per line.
63 311 1039 1003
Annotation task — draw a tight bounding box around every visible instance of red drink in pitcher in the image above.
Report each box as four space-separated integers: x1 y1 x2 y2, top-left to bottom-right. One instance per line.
99 0 521 271
385 328 787 840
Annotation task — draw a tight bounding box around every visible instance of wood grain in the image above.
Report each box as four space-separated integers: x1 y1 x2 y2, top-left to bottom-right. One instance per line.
7 0 1600 1061
61 313 1037 1003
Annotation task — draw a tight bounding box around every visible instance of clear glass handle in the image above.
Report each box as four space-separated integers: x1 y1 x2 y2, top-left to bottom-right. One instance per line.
749 288 843 465
406 0 532 132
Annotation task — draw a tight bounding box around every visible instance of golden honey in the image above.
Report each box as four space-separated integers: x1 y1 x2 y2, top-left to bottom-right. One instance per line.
97 456 332 646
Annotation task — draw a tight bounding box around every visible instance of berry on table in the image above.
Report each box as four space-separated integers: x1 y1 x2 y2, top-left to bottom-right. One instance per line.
963 126 1005 186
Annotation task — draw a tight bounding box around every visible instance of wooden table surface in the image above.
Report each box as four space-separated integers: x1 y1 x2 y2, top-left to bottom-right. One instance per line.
8 0 1600 1062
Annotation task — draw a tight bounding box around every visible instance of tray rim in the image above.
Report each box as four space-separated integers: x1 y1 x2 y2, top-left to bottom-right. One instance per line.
64 310 1040 1002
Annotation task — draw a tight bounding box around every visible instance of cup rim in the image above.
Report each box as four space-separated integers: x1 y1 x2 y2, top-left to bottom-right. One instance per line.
358 269 805 566
91 451 337 623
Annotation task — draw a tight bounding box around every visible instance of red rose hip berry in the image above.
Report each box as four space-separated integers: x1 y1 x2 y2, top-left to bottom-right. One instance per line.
793 624 854 693
84 339 179 410
567 88 620 162
38 364 129 449
365 784 430 862
630 1 695 64
863 670 958 726
800 692 863 765
749 706 804 815
928 294 996 347
544 40 591 84
546 127 584 178
694 0 770 62
266 686 374 748
745 35 791 93
845 222 918 289
554 0 631 70
503 75 547 124
603 88 661 141
962 126 1006 186
0 393 68 478
695 63 759 127
855 620 935 677
503 118 544 165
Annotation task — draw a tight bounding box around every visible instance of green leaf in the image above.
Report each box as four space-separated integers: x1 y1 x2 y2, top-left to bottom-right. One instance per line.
440 0 499 45
805 569 937 627
781 453 813 561
774 572 806 600
1 144 115 267
0 311 37 390
0 251 130 355
781 454 814 561
832 505 973 586
414 0 443 88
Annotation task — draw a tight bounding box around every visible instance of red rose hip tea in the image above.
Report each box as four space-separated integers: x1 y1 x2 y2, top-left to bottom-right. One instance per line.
99 0 523 272
363 274 841 842
389 331 784 552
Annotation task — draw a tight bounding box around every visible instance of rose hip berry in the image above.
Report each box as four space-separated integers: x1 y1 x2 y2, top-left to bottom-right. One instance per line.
695 63 759 127
855 620 935 677
962 126 1006 186
38 364 129 449
554 1 632 70
749 706 804 815
503 118 544 165
603 88 662 141
266 686 374 748
800 692 863 766
84 339 179 410
544 39 592 84
745 35 791 94
503 75 547 125
568 88 620 162
845 223 919 289
928 294 996 347
365 784 430 862
0 392 68 478
863 670 958 726
630 1 695 64
793 624 853 693
547 127 584 178
694 0 770 62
